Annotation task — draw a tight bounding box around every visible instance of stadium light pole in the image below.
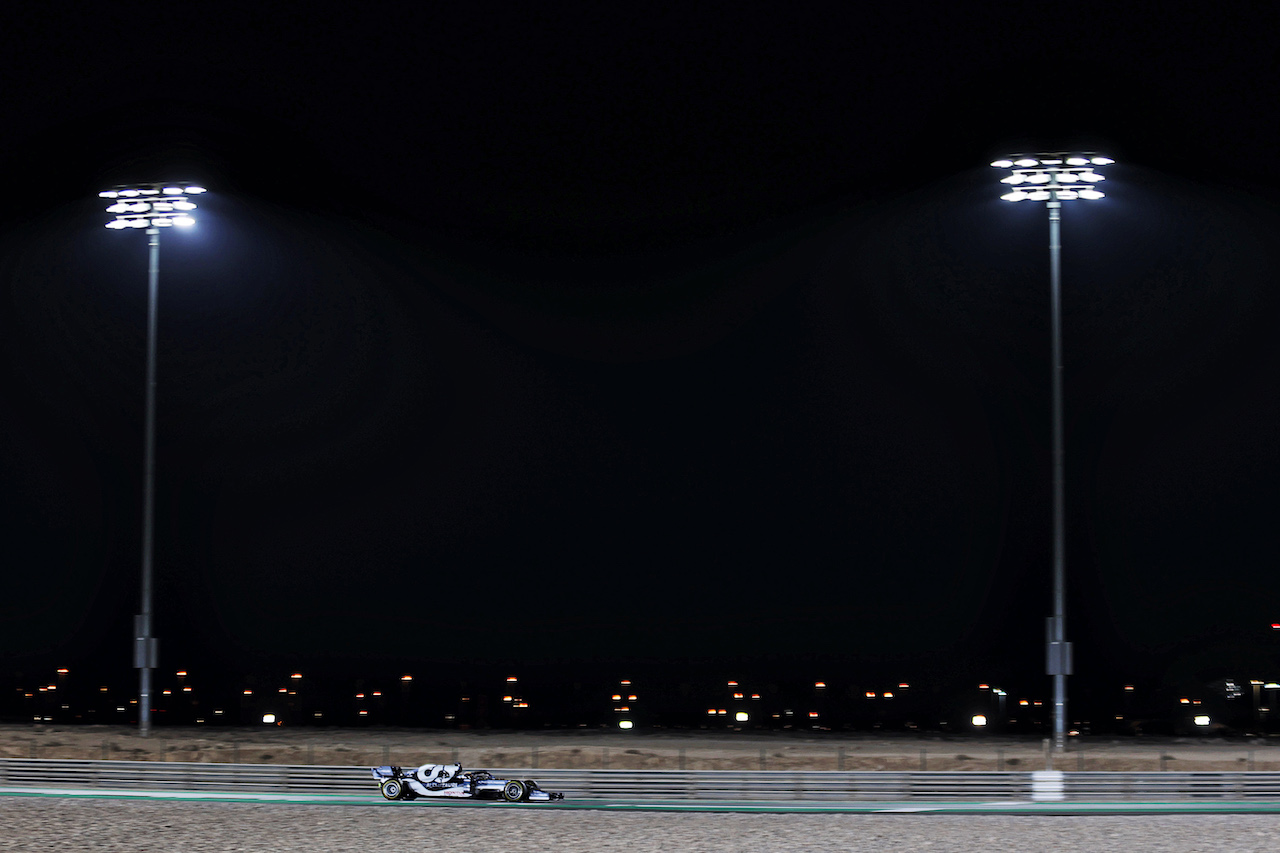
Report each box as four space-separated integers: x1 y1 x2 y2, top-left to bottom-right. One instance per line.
98 182 207 737
989 153 1113 755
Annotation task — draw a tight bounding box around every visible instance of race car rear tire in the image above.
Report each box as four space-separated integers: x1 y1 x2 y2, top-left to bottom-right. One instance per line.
380 778 405 800
502 780 527 802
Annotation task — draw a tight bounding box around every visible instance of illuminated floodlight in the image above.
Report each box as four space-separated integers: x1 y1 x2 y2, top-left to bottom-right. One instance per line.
96 180 207 737
1090 156 1114 165
1028 190 1052 201
618 720 634 729
735 711 750 722
1001 191 1029 202
262 714 276 724
102 182 204 230
972 715 987 727
1014 158 1039 167
1194 715 1211 726
1065 157 1089 166
991 159 1014 168
1078 189 1104 200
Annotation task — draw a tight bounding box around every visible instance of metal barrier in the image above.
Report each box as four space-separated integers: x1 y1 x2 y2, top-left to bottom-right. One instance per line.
4 759 1280 801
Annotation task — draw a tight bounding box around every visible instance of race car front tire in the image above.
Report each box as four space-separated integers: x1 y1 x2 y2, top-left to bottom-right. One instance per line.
380 778 405 800
502 780 527 802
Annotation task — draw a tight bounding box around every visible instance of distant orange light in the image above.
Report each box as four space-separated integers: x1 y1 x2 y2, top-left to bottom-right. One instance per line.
162 690 172 695
808 711 819 718
627 695 637 701
278 688 287 693
898 683 910 689
707 709 717 715
506 676 518 683
401 675 413 682
1033 700 1043 706
359 710 368 716
372 691 381 697
243 690 253 696
1019 699 1029 706
883 692 894 699
183 687 192 692
1124 685 1135 691
733 692 744 699
978 684 989 690
176 671 188 677
516 703 529 708
620 680 632 686
865 692 876 698
1180 698 1191 704
718 709 727 715
814 682 827 689
291 673 302 680
612 694 622 701
503 696 513 702
356 693 365 699
750 694 760 700
56 668 69 674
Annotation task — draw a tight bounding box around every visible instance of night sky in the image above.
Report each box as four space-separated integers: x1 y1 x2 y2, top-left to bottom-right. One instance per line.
3 3 1280 724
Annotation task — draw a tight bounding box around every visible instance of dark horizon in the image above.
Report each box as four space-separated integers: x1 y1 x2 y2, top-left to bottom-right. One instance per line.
3 3 1279 737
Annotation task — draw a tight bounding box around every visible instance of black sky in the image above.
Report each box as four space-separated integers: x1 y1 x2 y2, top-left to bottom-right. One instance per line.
3 2 1280 712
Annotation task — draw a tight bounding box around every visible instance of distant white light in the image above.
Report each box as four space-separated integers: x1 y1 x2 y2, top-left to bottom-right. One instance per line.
120 189 140 197
1027 173 1051 184
1055 190 1079 200
185 186 207 194
735 711 750 722
173 216 196 227
1001 190 1028 202
990 159 1014 168
1194 715 1211 726
1078 189 1105 200
1040 159 1063 165
1014 158 1039 167
618 720 633 730
972 715 988 727
1078 172 1104 182
262 714 276 724
162 187 184 195
1090 156 1115 165
1001 174 1026 184
99 191 119 198
130 219 150 228
107 203 130 213
151 218 174 227
172 201 196 210
1065 157 1089 166
139 189 160 195
106 220 128 229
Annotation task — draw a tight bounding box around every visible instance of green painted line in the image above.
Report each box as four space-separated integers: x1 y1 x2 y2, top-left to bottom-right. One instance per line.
5 788 1280 815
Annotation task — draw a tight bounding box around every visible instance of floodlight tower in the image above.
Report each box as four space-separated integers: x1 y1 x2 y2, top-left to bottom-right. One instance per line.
989 153 1112 755
98 182 207 737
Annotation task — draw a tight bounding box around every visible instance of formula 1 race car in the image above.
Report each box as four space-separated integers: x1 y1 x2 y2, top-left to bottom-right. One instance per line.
371 763 564 802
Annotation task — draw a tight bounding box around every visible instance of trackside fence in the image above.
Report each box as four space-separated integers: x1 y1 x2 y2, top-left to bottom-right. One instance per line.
5 759 1280 801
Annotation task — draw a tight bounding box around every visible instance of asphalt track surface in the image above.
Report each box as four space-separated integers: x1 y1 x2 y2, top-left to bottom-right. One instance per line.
8 789 1280 853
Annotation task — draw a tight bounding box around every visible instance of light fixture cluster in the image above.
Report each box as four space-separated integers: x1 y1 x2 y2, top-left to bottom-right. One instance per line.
99 183 207 229
990 154 1113 202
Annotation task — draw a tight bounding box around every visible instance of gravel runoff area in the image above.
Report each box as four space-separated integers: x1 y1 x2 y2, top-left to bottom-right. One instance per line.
4 798 1280 853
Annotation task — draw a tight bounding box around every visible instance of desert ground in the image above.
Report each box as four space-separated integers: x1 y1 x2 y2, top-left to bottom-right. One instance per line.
5 724 1280 772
